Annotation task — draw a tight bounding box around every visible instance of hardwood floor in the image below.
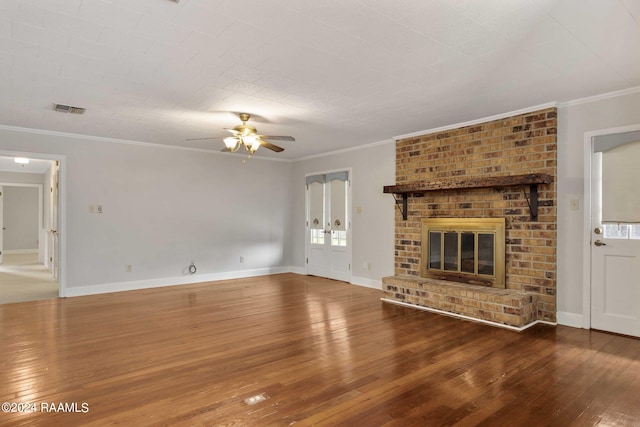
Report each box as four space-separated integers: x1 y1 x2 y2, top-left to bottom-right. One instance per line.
1 273 639 426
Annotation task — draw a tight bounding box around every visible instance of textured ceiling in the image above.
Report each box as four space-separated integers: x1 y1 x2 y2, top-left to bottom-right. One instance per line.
1 0 639 160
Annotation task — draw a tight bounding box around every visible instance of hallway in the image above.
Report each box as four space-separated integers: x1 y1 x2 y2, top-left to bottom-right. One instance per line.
0 253 58 304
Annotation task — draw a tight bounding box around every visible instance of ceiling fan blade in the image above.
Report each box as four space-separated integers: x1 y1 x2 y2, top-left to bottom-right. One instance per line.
259 135 295 142
260 140 285 152
186 136 224 141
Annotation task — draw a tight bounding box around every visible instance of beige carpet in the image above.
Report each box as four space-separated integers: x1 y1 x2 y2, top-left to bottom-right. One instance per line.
0 253 59 305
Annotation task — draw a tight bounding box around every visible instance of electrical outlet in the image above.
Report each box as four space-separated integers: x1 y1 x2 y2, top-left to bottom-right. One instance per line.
89 204 96 213
570 199 579 211
240 256 244 263
97 204 103 214
126 264 132 272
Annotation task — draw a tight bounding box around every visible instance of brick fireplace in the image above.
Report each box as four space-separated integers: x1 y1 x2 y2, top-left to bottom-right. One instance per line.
382 107 557 328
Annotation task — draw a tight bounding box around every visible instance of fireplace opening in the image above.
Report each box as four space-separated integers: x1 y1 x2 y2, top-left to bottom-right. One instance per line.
422 218 505 288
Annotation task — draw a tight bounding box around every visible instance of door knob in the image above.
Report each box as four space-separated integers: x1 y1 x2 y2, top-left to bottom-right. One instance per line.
594 240 606 246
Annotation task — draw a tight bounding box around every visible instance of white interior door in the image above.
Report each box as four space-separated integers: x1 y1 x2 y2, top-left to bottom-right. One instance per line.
591 138 640 337
49 163 59 280
306 172 350 282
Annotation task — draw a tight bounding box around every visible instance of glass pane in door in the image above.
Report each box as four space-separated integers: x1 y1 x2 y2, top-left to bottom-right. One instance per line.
443 232 458 271
478 233 494 276
461 232 475 273
429 231 442 269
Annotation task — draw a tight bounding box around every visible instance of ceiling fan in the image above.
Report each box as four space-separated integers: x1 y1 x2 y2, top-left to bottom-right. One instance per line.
187 113 295 154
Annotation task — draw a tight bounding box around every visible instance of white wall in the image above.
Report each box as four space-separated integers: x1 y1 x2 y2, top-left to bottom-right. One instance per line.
0 171 47 261
0 127 293 295
0 171 44 184
3 186 39 251
291 141 396 288
556 89 640 326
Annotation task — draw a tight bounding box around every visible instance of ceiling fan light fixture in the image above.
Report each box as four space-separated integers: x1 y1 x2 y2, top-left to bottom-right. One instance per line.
243 135 257 144
187 113 292 155
247 138 261 153
223 137 240 151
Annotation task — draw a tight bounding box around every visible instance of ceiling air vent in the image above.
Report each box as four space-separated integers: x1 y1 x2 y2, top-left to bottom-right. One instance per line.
53 103 86 114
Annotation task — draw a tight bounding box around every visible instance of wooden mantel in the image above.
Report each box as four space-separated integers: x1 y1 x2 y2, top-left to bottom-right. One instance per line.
383 173 553 221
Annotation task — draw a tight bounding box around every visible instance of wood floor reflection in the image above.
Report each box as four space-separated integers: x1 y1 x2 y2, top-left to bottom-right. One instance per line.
1 273 639 426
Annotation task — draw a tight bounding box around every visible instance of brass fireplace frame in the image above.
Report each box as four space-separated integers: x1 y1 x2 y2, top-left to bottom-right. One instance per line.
421 217 506 288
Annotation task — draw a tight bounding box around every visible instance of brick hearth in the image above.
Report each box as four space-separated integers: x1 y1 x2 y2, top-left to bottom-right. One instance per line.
385 107 557 326
382 276 536 328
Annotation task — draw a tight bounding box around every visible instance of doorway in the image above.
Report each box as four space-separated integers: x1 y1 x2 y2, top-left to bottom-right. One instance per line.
586 126 640 337
0 153 63 304
305 170 352 282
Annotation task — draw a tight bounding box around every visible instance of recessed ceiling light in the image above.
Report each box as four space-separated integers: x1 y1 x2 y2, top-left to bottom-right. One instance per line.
14 157 30 164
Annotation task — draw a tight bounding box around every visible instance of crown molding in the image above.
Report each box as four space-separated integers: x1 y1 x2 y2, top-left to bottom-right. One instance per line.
393 102 558 141
0 124 292 163
4 85 638 163
558 86 640 108
294 138 394 162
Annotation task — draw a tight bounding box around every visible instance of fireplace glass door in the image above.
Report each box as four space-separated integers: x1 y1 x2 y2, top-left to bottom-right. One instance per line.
429 231 495 276
422 218 505 288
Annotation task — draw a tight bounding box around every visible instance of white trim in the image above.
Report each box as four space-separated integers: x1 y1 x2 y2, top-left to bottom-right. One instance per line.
557 311 585 329
289 266 307 275
64 266 292 297
304 167 355 178
393 102 558 141
559 86 640 108
4 249 39 255
350 276 381 289
0 124 291 163
582 123 640 331
583 132 593 330
381 298 557 332
295 139 394 162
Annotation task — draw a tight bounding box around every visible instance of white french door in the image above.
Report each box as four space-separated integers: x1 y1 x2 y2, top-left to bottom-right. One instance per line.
306 171 350 282
590 135 640 337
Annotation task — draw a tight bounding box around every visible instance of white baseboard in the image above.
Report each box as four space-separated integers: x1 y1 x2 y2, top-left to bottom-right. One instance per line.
63 266 293 298
62 268 385 298
4 249 38 255
556 311 585 329
350 276 382 290
381 298 557 332
289 266 307 275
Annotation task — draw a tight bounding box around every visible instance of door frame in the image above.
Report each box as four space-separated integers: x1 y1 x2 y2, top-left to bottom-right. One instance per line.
305 167 353 282
582 123 640 330
0 150 66 298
